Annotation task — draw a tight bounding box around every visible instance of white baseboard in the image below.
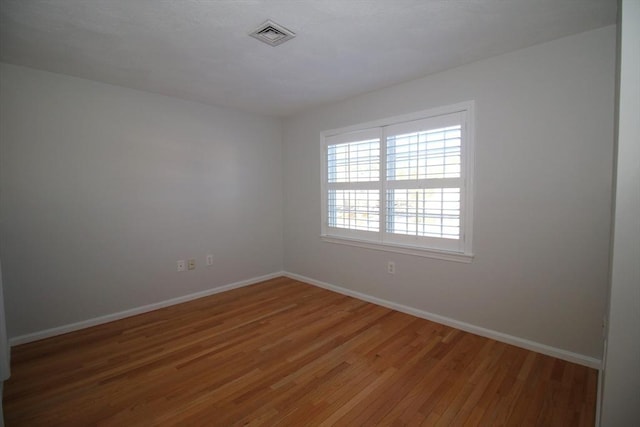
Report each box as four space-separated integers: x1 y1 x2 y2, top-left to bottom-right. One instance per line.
10 270 602 370
283 271 602 370
9 271 285 346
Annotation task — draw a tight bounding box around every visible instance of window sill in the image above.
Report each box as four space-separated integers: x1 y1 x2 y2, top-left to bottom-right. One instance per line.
320 235 474 263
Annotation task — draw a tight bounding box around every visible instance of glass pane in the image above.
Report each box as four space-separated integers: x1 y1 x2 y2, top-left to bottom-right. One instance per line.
328 139 380 183
386 188 460 239
387 125 461 180
328 190 380 232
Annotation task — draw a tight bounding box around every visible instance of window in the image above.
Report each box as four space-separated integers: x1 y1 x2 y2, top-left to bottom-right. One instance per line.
321 102 474 262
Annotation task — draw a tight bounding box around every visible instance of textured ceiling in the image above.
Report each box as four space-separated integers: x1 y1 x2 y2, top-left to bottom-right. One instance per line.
0 0 616 117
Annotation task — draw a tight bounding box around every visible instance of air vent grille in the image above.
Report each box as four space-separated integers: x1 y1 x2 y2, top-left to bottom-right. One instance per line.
250 20 296 47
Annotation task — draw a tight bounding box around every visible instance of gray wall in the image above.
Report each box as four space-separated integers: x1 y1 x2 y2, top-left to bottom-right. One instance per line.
282 26 616 361
0 257 7 427
601 0 640 424
0 64 283 338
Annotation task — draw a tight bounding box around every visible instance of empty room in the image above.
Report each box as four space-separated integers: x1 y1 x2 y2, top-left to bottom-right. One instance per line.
0 0 638 426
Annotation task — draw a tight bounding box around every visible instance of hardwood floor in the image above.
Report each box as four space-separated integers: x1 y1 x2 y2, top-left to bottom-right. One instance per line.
3 277 597 426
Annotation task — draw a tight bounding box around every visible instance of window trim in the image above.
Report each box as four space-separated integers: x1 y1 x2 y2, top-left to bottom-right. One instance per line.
320 101 475 263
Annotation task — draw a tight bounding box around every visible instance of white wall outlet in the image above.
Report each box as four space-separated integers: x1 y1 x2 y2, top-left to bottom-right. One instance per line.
206 254 214 266
188 259 196 270
177 260 186 272
387 261 396 274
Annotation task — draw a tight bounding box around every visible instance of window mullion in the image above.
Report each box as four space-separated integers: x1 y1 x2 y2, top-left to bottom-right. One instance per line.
386 177 463 190
380 127 388 243
327 181 380 191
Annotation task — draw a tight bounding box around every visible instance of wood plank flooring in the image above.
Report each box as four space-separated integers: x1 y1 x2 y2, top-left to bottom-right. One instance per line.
3 277 597 426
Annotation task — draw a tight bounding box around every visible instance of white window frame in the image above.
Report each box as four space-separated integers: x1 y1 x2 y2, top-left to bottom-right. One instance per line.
321 101 475 263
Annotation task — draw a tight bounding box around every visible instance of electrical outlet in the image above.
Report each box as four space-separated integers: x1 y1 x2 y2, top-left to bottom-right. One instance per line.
177 260 186 272
387 261 395 274
206 254 214 266
188 259 196 270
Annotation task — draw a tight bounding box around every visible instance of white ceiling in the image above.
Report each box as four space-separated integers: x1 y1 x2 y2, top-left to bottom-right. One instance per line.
0 0 616 117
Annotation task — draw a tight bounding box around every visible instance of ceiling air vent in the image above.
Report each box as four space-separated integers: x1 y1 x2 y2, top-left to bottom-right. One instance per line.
250 20 296 47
